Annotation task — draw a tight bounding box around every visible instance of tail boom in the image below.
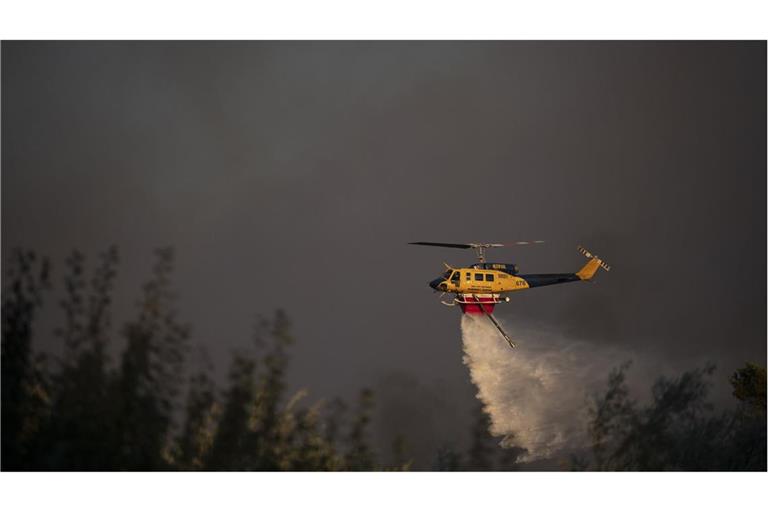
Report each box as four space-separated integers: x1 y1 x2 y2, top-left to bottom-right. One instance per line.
518 245 610 287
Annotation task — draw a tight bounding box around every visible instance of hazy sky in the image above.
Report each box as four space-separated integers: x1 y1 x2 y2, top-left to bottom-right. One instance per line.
2 41 765 463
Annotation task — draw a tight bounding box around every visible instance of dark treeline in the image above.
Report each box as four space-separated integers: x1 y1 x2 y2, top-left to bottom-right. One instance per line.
2 248 765 470
580 361 766 470
1 247 518 470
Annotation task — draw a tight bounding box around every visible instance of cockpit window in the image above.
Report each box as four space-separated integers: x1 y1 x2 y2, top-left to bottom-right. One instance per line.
443 270 452 279
450 271 460 282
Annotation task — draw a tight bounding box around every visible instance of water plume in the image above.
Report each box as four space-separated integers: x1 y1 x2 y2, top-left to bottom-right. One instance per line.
461 314 644 461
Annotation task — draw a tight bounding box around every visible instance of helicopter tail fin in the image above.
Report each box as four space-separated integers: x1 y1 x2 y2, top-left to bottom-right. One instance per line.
575 245 611 281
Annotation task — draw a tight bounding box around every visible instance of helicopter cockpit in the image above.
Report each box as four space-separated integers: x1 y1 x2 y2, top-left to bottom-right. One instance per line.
431 269 460 291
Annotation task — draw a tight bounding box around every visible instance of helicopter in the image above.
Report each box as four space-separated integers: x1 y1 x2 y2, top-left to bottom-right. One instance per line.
410 241 611 348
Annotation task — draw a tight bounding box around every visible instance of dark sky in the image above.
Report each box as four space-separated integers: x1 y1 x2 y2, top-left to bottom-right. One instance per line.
2 41 765 463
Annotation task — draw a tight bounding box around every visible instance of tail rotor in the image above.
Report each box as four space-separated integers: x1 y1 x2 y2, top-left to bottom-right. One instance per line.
575 245 611 281
577 245 611 272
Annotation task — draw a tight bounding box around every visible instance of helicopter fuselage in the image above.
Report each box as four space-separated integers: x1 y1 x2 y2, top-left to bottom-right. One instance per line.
428 257 603 315
429 266 532 295
413 241 610 348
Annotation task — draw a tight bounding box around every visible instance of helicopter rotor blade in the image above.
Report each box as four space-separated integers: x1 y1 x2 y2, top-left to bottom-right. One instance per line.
497 240 546 246
409 242 473 249
409 240 544 249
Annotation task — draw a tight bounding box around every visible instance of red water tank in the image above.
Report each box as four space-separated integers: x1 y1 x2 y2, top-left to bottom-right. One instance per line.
458 295 497 315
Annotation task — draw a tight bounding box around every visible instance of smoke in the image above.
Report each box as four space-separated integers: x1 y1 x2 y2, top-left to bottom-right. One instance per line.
461 314 653 461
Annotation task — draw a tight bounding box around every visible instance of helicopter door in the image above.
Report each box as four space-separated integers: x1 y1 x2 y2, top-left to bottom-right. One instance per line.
450 271 461 288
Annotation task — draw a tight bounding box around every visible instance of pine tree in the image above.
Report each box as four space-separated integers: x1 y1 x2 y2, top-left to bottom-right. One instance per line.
466 402 496 470
111 247 189 469
1 250 50 470
345 388 376 470
42 248 118 469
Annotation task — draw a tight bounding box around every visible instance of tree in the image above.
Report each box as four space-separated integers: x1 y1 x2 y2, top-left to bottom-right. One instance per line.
344 388 376 470
1 250 50 470
2 248 384 471
586 362 766 471
40 248 119 469
433 445 462 471
101 248 188 469
463 401 526 471
729 363 766 416
466 402 496 470
206 353 257 469
205 310 348 471
176 367 218 469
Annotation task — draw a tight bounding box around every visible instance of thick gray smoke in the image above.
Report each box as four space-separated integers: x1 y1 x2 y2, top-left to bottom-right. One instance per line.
461 314 657 461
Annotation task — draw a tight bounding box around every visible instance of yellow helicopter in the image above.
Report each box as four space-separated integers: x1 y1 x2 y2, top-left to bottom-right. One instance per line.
410 241 611 348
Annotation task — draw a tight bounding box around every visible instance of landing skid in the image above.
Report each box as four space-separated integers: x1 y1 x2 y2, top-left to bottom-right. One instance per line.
474 295 515 349
439 293 457 307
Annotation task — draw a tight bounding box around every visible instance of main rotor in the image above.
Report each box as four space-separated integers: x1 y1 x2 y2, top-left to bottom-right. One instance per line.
409 240 544 263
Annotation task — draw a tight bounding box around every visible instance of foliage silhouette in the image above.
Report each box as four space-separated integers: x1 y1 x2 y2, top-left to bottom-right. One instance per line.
729 363 766 415
1 248 386 470
586 361 766 470
2 247 764 471
1 249 50 469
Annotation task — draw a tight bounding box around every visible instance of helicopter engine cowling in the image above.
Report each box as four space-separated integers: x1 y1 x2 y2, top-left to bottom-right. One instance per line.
471 262 519 275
